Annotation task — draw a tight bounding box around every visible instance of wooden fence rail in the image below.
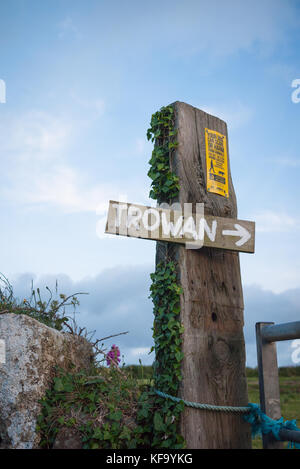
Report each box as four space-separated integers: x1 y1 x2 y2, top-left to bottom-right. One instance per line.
256 321 300 449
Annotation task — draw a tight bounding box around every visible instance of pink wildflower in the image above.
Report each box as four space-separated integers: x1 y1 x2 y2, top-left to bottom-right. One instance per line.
106 344 121 367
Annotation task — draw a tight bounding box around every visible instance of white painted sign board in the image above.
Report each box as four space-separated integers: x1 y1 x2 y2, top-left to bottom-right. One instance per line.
105 200 255 253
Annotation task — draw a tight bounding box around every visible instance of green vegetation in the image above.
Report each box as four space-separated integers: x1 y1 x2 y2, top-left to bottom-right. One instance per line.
149 261 185 448
246 367 300 378
146 105 185 448
126 365 300 380
37 365 155 449
125 364 153 382
36 364 299 449
147 105 179 203
0 273 84 331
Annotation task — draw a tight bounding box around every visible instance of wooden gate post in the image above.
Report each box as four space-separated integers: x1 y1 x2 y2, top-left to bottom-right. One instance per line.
156 102 252 448
255 322 283 449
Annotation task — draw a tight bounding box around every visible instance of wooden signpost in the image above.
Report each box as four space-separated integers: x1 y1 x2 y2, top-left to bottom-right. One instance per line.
105 200 255 253
105 101 255 449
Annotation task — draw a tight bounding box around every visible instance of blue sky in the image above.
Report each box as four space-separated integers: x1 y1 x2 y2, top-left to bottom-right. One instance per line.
0 0 300 366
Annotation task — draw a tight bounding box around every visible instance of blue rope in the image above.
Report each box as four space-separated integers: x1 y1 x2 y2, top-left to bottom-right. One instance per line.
155 389 250 413
244 403 300 449
155 389 300 448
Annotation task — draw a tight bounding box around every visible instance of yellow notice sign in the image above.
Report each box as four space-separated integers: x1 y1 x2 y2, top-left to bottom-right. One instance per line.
205 128 229 198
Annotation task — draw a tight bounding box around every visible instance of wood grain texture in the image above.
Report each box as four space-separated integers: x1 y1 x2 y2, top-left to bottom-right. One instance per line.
256 322 283 449
156 102 251 448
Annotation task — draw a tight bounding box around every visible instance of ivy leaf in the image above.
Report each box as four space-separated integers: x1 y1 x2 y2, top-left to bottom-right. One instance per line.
154 412 165 432
54 378 64 392
175 351 184 362
91 443 100 449
93 427 102 439
109 410 123 421
120 426 131 440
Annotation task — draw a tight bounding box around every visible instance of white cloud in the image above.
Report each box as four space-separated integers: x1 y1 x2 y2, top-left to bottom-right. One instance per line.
8 268 300 366
0 104 153 214
254 210 299 233
1 110 71 161
130 347 151 357
3 161 138 214
10 164 112 213
0 100 155 215
0 109 135 213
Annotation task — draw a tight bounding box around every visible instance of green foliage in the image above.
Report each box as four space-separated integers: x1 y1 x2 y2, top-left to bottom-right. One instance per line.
149 260 185 448
37 259 185 449
147 105 179 203
246 366 300 378
37 365 156 449
37 365 300 450
150 262 183 392
0 273 84 331
278 366 300 377
146 105 185 448
124 364 153 380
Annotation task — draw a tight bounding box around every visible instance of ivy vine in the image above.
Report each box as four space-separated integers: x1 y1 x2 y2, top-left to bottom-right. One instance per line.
149 260 185 448
147 105 185 448
147 105 179 203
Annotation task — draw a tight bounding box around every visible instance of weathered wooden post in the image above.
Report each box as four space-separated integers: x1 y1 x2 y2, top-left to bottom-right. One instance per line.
105 101 255 449
255 322 283 449
156 102 252 448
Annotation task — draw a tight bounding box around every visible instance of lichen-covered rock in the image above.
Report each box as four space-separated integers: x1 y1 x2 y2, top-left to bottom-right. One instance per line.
0 313 94 449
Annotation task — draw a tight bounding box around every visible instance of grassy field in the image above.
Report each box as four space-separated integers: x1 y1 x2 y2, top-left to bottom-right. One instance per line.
247 375 300 449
